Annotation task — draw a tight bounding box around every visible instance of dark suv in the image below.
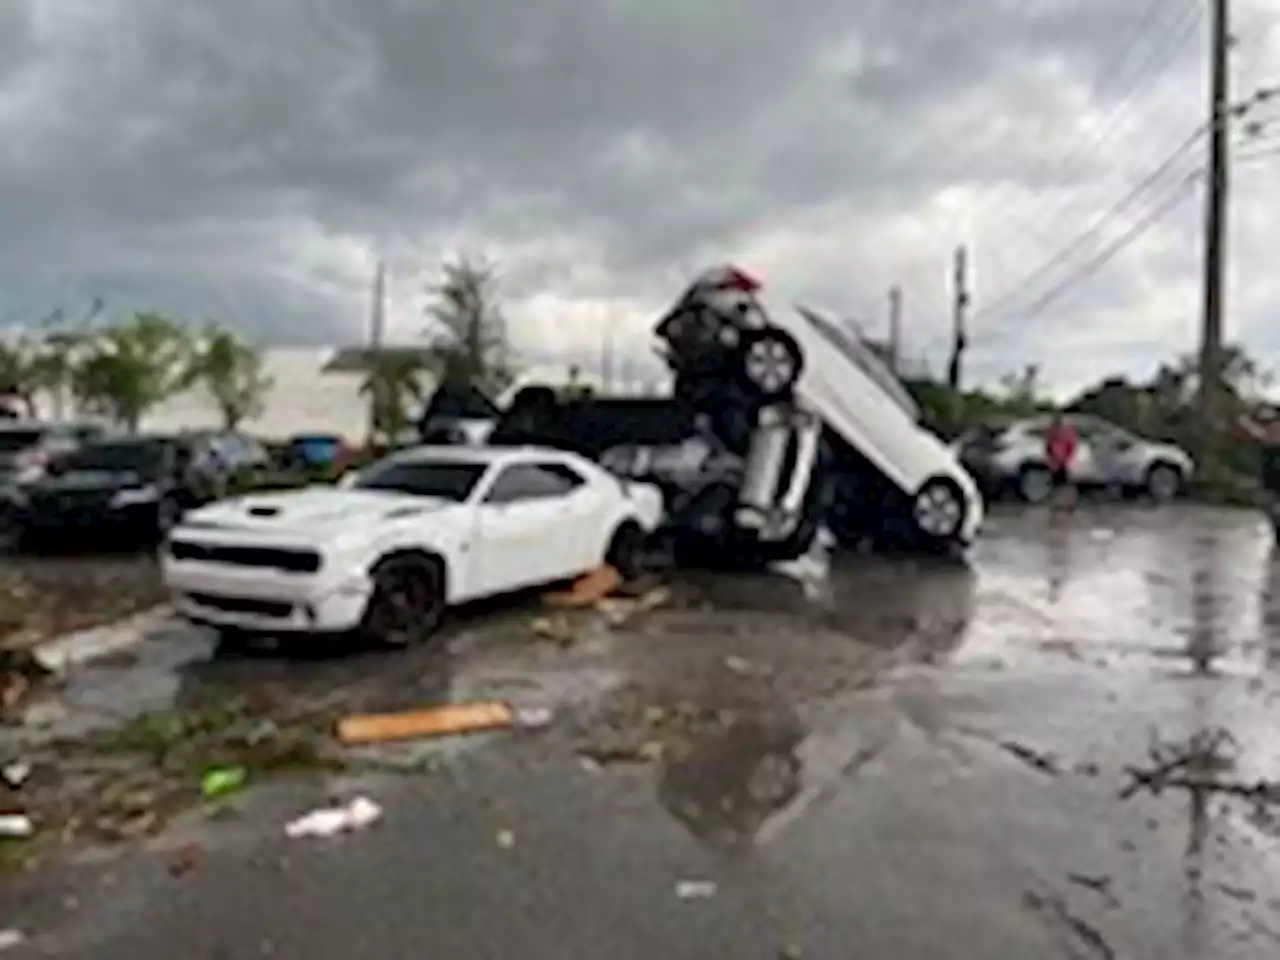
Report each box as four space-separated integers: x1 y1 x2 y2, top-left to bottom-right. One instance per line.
11 434 224 545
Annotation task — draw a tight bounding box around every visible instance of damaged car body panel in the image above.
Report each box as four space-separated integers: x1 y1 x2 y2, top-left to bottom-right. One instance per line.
653 265 984 556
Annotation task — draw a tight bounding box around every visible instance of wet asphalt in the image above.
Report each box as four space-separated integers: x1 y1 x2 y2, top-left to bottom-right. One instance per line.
5 503 1280 958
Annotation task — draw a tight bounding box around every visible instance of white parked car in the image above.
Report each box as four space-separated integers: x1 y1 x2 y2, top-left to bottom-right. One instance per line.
655 265 984 555
952 414 1195 503
161 446 664 648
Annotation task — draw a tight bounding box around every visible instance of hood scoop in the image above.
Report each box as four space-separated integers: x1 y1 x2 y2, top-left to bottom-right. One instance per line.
247 506 280 517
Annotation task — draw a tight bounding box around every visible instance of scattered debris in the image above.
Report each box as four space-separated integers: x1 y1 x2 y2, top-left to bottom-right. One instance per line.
0 930 24 952
542 565 623 608
1089 529 1115 543
1067 873 1120 909
513 707 553 730
724 655 770 676
201 766 248 799
336 701 515 746
675 879 717 899
531 614 579 647
999 740 1061 776
1022 889 1115 959
0 813 34 839
596 586 672 626
285 796 382 839
495 828 515 849
168 842 203 878
1117 728 1278 803
2 762 31 789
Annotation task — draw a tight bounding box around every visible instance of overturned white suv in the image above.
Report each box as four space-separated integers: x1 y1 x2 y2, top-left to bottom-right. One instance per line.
653 265 984 560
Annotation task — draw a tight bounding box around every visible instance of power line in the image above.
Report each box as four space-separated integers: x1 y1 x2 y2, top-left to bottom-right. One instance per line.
993 172 1201 331
975 124 1207 323
978 0 1202 242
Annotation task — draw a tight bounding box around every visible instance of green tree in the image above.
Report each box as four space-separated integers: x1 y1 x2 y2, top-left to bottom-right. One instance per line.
187 325 273 431
424 256 511 389
997 364 1042 416
0 337 39 417
359 352 429 443
72 312 193 432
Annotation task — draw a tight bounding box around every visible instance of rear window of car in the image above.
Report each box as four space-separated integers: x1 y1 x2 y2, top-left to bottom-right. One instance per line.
353 460 488 501
0 430 44 452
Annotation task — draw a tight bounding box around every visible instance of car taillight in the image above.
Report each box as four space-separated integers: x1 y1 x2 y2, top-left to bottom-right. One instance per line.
710 265 762 293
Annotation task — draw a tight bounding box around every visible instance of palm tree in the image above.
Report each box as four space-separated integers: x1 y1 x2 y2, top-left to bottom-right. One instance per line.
359 352 429 444
423 256 511 391
187 325 273 431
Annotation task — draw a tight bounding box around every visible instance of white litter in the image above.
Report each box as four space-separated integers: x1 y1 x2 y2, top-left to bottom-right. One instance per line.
0 930 24 951
1090 528 1115 542
675 879 717 900
2 762 30 789
284 797 382 839
514 707 553 729
0 814 34 839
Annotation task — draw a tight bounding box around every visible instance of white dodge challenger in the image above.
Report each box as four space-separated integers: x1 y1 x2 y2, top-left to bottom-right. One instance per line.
160 445 665 648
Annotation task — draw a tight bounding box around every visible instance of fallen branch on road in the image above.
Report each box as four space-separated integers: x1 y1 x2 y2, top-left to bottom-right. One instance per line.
1117 727 1280 804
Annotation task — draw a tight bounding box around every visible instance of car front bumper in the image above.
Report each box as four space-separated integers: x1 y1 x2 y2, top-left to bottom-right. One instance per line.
162 559 374 634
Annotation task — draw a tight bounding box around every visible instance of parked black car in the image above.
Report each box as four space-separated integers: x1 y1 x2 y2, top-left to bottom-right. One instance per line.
10 434 223 545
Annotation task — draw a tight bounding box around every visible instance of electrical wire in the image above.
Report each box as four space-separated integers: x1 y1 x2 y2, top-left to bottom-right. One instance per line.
986 171 1201 332
974 123 1206 323
979 0 1202 245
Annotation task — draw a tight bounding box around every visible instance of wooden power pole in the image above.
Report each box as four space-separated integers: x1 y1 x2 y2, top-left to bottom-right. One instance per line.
887 286 902 374
1198 0 1230 459
947 246 969 390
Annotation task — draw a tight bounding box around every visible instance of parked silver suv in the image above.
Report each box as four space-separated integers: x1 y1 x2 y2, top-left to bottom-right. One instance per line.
954 414 1194 503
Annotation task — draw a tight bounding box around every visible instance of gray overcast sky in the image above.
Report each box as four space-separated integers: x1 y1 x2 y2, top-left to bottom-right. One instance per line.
2 0 1279 395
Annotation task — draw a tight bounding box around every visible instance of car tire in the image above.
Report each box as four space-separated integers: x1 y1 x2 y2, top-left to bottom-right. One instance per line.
912 477 967 545
605 522 647 579
736 327 804 401
1145 461 1182 502
1017 464 1053 504
155 495 182 538
359 553 447 648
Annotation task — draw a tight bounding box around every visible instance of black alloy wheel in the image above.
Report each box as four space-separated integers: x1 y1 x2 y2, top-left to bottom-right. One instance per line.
360 556 446 648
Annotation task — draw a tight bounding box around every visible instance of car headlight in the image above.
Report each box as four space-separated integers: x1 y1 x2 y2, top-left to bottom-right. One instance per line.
111 485 160 507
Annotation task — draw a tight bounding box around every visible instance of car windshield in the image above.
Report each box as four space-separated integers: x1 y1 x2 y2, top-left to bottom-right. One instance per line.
353 459 488 501
797 307 921 420
51 440 166 474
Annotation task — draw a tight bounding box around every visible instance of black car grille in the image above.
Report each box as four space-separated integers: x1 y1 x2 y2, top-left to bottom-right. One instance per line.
186 593 294 618
167 541 321 573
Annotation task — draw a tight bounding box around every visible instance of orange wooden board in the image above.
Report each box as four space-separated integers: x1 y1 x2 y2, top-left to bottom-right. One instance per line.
336 701 515 745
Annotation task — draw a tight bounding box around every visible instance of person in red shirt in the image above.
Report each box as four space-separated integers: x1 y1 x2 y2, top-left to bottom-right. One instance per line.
1044 412 1078 509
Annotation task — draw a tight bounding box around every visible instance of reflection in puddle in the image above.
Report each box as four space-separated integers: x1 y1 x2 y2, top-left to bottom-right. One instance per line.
657 706 805 850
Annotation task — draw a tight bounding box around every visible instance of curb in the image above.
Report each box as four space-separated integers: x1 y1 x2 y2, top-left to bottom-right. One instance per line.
30 605 176 674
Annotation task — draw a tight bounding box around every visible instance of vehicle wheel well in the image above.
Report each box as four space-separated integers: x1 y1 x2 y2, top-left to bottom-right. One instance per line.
370 549 448 597
1146 458 1183 478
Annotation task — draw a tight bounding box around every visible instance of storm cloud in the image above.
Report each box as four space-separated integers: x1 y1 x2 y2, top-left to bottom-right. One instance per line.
2 0 1278 394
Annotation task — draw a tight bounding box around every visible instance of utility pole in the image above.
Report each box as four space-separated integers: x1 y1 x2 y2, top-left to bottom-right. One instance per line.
1197 0 1230 461
887 286 902 374
366 260 386 443
947 246 968 391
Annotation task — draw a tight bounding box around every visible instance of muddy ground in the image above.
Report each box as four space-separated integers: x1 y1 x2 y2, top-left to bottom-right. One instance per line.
4 503 1280 958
